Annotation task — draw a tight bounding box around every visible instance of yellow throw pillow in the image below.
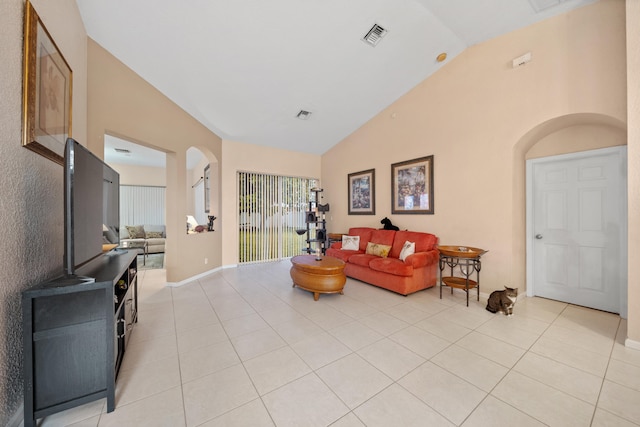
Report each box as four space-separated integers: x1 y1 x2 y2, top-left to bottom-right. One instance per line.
366 242 391 258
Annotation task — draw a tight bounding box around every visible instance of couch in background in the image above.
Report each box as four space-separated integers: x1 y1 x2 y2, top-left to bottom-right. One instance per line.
326 227 438 295
119 224 166 253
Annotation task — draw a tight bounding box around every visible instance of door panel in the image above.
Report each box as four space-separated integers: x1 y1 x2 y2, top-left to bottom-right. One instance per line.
531 149 624 313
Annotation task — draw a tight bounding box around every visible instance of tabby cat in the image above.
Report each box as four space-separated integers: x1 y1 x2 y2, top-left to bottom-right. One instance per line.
486 286 518 316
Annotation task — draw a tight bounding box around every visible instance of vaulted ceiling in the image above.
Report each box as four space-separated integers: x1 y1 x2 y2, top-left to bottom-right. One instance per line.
78 0 596 157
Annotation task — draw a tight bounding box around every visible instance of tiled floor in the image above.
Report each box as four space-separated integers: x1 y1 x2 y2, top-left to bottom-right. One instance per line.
36 261 640 427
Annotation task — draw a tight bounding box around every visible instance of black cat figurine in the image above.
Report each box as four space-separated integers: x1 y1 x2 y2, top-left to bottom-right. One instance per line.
380 217 399 231
486 286 518 316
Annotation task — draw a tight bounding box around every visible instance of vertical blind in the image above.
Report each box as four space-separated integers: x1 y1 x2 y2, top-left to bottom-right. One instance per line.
238 172 317 264
120 185 166 228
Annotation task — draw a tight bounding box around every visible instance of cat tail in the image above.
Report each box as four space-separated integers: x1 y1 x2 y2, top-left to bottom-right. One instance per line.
486 305 498 313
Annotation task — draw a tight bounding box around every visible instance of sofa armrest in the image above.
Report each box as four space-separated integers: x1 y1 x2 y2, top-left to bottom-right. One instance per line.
330 242 343 250
404 249 438 268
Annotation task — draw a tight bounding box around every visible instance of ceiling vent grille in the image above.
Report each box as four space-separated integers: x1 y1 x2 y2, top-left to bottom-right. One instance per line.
296 110 312 120
114 148 131 153
363 24 387 47
528 0 567 12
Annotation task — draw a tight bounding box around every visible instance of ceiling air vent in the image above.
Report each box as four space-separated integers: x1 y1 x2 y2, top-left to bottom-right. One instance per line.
296 110 312 120
114 148 131 154
528 0 567 12
363 24 387 47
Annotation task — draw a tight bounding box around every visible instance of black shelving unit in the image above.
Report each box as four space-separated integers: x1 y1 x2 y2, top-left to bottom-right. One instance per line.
22 250 138 427
303 187 330 256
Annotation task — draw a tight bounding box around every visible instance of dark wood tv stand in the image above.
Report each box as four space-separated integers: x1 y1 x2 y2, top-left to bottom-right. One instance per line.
22 250 138 427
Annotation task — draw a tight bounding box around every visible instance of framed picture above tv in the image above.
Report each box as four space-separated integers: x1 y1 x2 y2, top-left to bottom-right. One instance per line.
22 1 73 165
391 155 434 214
348 169 375 215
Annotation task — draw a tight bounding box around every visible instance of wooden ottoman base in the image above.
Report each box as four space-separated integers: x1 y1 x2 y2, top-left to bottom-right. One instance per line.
290 255 346 301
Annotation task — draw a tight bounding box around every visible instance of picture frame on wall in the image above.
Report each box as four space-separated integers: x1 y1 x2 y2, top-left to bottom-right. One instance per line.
391 155 434 214
204 164 211 213
22 1 73 165
348 169 375 215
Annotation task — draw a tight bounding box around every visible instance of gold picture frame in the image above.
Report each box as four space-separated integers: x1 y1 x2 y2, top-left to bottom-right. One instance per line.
22 1 73 165
391 155 434 214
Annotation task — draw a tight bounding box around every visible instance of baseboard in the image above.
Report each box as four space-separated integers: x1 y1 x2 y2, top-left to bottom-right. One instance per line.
7 403 23 427
166 265 224 287
625 338 640 350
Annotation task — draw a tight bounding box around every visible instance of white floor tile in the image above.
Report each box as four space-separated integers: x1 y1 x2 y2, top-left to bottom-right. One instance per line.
179 339 240 383
399 361 486 425
354 383 454 427
431 345 509 392
597 380 640 424
491 371 594 426
98 387 185 427
291 331 352 370
182 364 258 426
198 399 275 427
329 320 384 351
357 338 426 381
243 346 312 395
261 373 349 427
455 331 526 368
461 395 546 427
513 352 602 404
316 353 393 409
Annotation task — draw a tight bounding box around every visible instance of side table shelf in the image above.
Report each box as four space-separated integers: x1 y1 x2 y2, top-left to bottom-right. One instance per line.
438 246 487 306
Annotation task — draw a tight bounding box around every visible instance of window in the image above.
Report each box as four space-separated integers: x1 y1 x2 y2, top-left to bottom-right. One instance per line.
238 172 317 263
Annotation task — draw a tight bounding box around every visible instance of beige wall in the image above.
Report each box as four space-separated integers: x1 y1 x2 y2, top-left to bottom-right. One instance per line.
221 140 321 266
86 40 223 283
110 163 167 187
626 0 640 345
0 1 87 424
322 1 626 303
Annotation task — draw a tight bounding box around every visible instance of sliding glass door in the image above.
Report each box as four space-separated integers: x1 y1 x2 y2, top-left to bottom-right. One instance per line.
238 172 317 263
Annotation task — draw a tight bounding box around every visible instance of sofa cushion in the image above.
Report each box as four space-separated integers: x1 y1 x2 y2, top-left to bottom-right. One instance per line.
347 227 375 251
145 231 164 239
145 224 166 237
348 253 379 267
370 229 396 247
125 225 145 239
365 242 391 258
390 230 437 259
369 257 413 277
326 248 360 262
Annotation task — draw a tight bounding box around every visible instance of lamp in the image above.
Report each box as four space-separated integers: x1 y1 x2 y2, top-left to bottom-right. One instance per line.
186 215 198 233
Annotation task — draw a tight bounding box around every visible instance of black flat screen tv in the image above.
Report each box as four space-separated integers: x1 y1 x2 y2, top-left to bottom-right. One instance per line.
63 138 120 276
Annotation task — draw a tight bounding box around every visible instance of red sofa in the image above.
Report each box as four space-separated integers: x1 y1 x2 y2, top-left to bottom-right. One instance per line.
326 227 439 295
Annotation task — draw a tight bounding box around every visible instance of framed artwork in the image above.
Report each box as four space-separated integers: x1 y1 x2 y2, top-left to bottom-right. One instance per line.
348 169 375 215
204 164 211 213
391 155 434 214
22 1 73 165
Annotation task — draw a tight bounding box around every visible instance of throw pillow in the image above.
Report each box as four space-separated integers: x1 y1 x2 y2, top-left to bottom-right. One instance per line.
399 240 416 261
366 242 392 258
145 231 164 239
125 225 145 239
342 235 360 251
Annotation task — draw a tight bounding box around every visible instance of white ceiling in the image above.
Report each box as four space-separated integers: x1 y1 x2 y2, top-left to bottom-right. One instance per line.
104 134 203 169
79 0 596 161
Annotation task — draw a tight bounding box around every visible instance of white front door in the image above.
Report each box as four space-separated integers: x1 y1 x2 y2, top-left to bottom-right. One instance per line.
526 147 627 314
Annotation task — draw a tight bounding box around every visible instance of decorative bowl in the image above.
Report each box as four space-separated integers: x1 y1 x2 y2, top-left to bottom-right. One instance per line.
437 245 487 258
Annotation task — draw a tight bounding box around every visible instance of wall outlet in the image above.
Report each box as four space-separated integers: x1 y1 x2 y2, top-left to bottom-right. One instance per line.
204 258 208 264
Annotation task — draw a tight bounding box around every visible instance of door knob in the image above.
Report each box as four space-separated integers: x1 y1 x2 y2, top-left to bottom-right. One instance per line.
535 234 543 239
